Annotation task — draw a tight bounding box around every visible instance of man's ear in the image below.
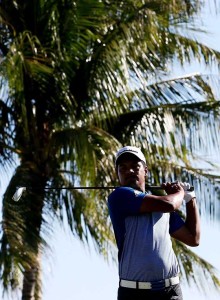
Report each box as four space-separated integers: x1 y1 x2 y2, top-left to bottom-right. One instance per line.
145 166 148 177
115 166 120 180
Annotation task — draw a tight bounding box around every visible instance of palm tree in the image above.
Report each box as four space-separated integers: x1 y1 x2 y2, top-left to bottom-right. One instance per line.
0 0 220 299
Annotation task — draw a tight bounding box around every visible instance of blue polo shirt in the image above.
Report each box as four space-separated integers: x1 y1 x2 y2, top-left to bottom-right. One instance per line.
108 186 184 282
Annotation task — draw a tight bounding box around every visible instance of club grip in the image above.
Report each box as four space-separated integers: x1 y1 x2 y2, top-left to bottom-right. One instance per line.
147 185 194 191
187 186 194 191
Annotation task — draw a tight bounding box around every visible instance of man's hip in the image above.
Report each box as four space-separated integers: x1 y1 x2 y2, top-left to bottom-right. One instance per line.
118 276 183 300
118 283 183 300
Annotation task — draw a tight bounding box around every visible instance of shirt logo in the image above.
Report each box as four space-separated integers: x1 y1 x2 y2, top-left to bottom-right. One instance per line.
134 189 142 197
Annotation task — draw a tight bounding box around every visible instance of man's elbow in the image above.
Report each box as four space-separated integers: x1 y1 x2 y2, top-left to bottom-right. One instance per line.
189 241 200 247
188 236 200 247
169 201 181 212
163 196 182 212
192 237 200 247
160 202 180 213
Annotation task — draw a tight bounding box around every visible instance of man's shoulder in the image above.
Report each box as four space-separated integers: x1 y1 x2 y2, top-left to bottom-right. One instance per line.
109 186 145 199
108 187 146 215
108 187 146 220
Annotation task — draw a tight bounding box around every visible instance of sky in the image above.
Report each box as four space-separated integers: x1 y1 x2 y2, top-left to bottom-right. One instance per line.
1 1 220 300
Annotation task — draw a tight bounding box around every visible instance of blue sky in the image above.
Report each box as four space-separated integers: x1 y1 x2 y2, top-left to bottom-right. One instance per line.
1 1 220 300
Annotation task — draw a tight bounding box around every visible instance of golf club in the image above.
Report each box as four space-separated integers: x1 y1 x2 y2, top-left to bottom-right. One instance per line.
12 184 194 202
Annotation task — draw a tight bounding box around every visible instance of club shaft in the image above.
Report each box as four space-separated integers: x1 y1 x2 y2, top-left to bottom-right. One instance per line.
12 184 194 201
43 185 194 191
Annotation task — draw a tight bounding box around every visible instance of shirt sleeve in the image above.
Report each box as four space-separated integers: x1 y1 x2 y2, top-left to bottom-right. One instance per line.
108 186 145 217
169 211 185 234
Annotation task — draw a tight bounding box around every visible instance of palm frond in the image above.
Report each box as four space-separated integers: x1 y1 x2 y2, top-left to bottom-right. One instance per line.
43 173 116 258
50 125 120 186
0 165 48 292
1 0 220 297
173 239 220 292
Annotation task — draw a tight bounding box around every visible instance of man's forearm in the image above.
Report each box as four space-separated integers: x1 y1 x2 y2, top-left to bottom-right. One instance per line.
140 191 184 213
185 197 200 245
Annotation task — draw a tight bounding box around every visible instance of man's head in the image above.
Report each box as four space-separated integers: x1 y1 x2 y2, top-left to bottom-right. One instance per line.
115 146 148 191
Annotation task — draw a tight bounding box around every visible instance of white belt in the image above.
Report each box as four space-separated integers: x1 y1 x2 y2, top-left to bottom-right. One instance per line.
120 276 179 290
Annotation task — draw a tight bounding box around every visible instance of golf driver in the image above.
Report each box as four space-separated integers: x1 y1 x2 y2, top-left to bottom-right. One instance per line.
12 184 194 202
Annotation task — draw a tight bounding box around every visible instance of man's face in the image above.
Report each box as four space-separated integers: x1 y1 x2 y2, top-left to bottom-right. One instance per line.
116 154 148 191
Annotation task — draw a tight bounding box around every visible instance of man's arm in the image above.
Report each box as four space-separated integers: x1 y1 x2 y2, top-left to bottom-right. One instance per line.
170 183 200 246
139 182 184 213
171 197 200 246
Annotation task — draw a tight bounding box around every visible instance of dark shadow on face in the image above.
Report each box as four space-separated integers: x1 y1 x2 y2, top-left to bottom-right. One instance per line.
116 153 148 191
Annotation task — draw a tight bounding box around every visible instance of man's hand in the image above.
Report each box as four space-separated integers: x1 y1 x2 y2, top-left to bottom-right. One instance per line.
140 181 184 213
161 181 183 195
180 182 196 203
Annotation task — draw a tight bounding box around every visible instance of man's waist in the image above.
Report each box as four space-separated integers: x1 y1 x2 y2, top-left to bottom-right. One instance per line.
119 275 179 290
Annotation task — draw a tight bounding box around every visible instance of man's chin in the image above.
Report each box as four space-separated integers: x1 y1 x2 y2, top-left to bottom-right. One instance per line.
125 181 141 190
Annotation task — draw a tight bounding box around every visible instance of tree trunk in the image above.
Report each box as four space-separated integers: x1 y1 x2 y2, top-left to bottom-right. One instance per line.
22 259 41 300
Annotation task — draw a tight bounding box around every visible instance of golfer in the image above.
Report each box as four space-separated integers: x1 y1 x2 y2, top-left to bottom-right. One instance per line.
108 146 200 300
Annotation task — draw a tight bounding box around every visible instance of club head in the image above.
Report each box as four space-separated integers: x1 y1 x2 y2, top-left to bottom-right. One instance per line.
12 187 26 201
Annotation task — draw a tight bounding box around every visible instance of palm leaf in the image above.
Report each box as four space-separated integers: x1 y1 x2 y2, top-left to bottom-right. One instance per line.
1 0 220 297
0 166 47 292
173 239 220 291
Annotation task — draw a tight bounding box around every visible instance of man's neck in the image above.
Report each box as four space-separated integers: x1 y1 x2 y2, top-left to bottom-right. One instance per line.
121 184 145 192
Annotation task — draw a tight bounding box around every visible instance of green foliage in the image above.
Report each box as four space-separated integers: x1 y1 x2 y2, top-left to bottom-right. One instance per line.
173 239 220 291
0 0 220 298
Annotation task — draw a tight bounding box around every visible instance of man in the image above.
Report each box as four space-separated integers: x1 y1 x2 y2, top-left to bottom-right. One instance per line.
108 146 200 300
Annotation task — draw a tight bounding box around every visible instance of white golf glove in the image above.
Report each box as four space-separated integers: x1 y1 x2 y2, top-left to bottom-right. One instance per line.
180 182 196 203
